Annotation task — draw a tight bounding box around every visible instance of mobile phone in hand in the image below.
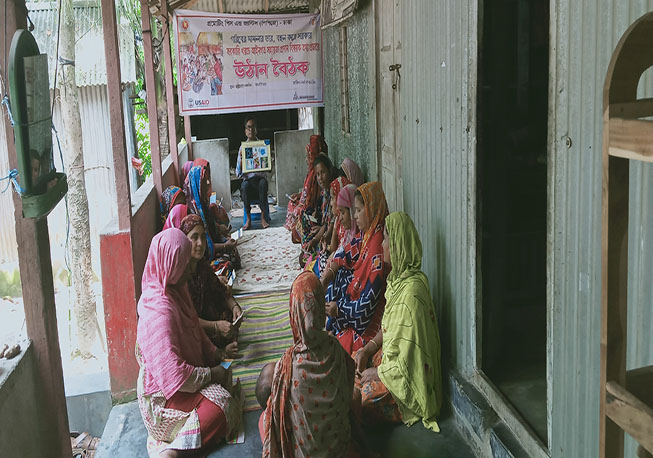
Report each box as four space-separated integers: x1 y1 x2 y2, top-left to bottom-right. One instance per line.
233 311 245 327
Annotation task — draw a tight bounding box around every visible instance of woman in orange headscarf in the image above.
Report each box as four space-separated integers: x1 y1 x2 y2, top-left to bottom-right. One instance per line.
261 271 355 458
320 182 389 355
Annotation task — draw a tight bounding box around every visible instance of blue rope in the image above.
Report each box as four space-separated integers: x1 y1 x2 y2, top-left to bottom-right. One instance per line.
1 95 15 126
0 169 25 195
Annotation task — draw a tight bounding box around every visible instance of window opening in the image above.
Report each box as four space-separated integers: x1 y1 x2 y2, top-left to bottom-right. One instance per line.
477 0 550 443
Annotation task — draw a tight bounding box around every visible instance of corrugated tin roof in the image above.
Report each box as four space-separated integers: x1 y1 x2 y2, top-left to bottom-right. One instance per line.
189 0 309 14
26 1 136 87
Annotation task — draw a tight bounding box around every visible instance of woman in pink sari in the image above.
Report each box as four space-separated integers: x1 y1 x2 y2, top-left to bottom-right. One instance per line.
136 229 241 457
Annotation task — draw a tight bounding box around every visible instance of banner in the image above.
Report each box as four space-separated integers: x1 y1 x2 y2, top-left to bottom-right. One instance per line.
320 0 358 29
173 11 323 115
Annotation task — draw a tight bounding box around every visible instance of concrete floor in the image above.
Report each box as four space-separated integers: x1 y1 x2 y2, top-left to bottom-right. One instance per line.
493 362 547 442
96 401 476 458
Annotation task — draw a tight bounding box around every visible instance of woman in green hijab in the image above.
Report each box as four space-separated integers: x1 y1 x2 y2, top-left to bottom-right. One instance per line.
354 211 442 432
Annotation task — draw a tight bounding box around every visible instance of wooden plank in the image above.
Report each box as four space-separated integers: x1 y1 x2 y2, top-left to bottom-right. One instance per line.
606 382 653 454
101 0 132 230
608 118 653 162
626 366 653 408
184 115 193 160
600 118 630 457
140 0 163 196
610 98 653 119
1 4 72 457
161 0 179 184
608 146 653 163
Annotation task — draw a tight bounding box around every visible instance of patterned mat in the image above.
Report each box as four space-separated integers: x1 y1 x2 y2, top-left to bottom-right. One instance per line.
233 226 302 294
232 289 293 412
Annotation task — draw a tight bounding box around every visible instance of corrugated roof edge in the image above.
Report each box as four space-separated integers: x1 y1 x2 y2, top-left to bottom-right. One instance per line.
26 1 137 87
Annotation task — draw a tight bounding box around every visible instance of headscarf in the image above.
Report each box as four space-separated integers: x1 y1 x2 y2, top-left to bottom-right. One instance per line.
340 158 364 186
300 136 325 210
357 181 389 250
184 165 217 258
180 214 204 235
163 204 188 230
136 229 217 398
336 184 358 245
180 161 193 186
263 272 353 458
379 212 442 432
193 158 210 173
160 186 184 220
327 176 350 226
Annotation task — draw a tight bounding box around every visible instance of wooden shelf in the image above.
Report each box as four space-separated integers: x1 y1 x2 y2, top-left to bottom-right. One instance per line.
608 118 653 163
600 11 653 458
605 371 653 455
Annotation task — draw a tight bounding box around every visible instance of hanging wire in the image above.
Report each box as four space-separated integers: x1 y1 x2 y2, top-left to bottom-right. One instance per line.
51 0 63 117
49 0 72 276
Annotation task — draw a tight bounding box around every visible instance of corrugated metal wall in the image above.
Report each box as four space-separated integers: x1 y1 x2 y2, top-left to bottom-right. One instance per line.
323 1 376 181
550 1 653 456
401 0 478 373
189 0 308 13
0 85 118 276
400 0 652 456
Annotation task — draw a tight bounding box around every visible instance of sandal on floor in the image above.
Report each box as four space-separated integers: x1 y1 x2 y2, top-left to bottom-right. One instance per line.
71 431 99 458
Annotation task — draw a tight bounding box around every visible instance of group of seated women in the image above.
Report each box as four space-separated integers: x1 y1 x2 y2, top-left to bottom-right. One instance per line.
135 142 442 457
162 159 240 275
258 210 443 456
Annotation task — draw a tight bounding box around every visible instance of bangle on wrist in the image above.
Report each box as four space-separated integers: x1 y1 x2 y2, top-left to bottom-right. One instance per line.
368 339 379 352
214 322 219 337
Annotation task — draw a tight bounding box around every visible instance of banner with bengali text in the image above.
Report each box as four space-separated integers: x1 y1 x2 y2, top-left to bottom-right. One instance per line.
173 11 323 115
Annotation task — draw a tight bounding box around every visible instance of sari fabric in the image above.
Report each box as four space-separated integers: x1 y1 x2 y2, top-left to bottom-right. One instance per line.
161 186 184 222
136 229 217 399
180 161 193 187
326 182 389 354
184 165 218 258
378 212 442 432
300 184 331 256
340 158 364 186
163 204 188 230
285 135 324 233
262 272 353 458
308 177 350 276
180 215 232 323
336 183 358 247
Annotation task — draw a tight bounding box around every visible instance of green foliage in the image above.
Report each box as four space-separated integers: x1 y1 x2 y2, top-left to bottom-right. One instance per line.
0 270 22 298
135 111 152 179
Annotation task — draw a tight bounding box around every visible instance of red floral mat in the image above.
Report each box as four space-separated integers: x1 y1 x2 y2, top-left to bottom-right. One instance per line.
232 226 302 294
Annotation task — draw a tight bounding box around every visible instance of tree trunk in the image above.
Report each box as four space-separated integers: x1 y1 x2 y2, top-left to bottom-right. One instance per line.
58 0 98 358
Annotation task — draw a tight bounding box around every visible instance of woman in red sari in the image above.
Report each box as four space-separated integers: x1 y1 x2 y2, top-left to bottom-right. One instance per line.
320 182 389 355
285 135 327 242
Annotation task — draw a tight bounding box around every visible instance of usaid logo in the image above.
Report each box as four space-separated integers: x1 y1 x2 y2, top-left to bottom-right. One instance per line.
194 99 210 106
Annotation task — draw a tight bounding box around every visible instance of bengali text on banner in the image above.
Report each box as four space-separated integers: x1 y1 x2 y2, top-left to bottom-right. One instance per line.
173 10 324 115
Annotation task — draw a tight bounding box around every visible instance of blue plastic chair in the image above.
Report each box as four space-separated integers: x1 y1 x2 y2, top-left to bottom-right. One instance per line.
243 200 272 226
